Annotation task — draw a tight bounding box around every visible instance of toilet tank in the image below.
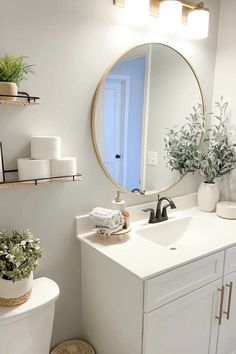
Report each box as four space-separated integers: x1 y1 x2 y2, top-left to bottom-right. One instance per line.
0 277 60 354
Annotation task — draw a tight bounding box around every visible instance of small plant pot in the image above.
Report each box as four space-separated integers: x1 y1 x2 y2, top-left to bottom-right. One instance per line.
197 181 220 212
0 272 33 307
0 82 17 101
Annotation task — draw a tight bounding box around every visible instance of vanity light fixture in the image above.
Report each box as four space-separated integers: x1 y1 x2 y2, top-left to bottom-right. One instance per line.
159 1 183 33
187 6 210 39
124 0 150 25
113 0 210 39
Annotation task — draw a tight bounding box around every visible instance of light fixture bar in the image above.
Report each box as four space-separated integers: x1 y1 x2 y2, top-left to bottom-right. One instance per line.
113 0 125 7
113 0 157 14
149 1 208 17
183 1 204 9
113 0 209 18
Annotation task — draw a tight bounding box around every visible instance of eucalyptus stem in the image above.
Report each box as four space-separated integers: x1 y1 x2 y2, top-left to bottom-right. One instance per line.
165 98 236 183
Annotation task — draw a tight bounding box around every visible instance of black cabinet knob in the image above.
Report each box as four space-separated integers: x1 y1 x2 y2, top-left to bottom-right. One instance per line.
115 154 121 159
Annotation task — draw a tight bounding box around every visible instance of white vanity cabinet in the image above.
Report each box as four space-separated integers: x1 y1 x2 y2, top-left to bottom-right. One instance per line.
80 243 236 354
217 255 236 354
143 280 221 354
143 252 224 354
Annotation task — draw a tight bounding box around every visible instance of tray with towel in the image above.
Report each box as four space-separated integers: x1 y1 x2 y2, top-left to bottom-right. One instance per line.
89 207 131 241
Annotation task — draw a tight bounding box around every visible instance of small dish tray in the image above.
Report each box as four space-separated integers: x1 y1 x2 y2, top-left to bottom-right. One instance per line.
97 225 132 241
217 202 236 219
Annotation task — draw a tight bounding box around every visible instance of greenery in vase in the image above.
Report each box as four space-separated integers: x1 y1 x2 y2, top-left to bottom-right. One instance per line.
0 230 42 283
200 99 236 183
165 104 205 176
165 98 236 183
0 53 34 85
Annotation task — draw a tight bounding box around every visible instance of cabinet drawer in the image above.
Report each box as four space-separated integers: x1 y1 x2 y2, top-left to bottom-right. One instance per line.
144 251 224 313
224 245 236 275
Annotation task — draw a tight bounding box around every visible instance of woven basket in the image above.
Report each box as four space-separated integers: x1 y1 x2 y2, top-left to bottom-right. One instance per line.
0 288 32 307
0 273 33 307
51 340 95 354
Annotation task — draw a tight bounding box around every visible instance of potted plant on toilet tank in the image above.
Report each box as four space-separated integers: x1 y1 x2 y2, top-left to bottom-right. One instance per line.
0 229 42 306
0 53 34 101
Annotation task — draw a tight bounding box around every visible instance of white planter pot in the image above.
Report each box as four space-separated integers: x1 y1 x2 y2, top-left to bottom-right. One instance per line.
0 273 33 300
0 81 17 101
197 182 220 212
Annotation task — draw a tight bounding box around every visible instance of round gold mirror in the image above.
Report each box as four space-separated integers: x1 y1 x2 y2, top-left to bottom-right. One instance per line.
92 43 203 196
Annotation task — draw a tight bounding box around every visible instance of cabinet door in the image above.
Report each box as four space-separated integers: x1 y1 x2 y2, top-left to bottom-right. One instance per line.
143 279 222 354
217 271 236 354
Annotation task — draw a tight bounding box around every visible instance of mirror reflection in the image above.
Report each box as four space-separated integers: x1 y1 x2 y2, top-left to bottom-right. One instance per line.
93 43 203 195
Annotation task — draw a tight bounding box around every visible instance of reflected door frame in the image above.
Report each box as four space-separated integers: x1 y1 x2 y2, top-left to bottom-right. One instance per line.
118 47 151 190
103 74 130 187
140 45 152 191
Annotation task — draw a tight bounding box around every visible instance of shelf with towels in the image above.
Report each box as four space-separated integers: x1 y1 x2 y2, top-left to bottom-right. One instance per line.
0 173 83 190
0 92 40 106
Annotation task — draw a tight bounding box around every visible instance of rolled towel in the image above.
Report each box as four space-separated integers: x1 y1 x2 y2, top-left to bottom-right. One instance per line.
51 157 77 177
17 158 50 181
89 207 124 230
31 136 61 159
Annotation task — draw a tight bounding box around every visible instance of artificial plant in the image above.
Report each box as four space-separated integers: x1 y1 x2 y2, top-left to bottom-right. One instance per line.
0 53 34 85
0 229 42 282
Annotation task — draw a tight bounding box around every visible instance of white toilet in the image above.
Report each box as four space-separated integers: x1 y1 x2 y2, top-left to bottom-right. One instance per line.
0 277 60 354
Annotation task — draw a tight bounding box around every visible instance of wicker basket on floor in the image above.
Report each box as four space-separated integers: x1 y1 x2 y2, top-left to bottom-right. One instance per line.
51 340 95 354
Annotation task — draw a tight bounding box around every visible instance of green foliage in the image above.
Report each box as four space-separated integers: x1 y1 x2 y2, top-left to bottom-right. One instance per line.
0 230 42 283
0 53 34 85
165 104 205 175
165 98 236 183
200 98 236 183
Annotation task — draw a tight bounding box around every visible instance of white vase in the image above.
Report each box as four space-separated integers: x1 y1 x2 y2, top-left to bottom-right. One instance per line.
0 81 17 101
197 182 220 212
0 272 33 299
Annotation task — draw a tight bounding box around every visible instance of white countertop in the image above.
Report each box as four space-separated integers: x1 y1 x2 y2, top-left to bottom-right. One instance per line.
76 200 236 280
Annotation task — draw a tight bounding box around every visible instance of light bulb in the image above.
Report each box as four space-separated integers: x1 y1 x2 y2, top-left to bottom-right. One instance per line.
187 8 209 39
159 0 183 33
124 0 149 26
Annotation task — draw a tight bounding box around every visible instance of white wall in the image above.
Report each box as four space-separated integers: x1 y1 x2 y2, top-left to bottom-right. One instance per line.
213 0 236 201
0 0 220 347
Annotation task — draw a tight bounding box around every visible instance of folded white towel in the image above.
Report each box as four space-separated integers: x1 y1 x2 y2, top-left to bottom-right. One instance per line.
89 207 124 230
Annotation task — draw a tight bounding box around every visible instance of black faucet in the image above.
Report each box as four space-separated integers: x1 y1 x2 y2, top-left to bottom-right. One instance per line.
143 197 177 223
131 188 145 195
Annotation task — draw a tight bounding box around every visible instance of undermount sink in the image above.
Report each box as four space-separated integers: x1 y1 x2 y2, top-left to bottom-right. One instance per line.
135 216 205 249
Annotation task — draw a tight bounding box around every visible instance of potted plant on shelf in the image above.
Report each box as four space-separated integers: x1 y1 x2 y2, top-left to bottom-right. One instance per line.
0 229 42 306
197 99 236 211
0 53 34 101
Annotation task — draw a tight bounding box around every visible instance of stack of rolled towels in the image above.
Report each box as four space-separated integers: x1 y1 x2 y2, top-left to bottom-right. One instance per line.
89 207 124 236
17 136 77 181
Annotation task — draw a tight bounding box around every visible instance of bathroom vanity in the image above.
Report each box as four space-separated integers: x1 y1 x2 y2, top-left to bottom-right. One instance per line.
76 195 236 354
83 38 236 354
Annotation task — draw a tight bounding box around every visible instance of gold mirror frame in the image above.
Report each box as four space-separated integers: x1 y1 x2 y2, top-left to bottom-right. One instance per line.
91 43 204 196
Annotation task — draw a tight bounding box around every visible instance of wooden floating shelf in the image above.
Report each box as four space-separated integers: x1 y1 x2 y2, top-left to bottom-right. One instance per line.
0 99 40 106
0 174 83 190
0 92 40 106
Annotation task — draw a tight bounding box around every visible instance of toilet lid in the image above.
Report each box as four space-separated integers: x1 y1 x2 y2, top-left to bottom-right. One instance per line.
51 340 95 354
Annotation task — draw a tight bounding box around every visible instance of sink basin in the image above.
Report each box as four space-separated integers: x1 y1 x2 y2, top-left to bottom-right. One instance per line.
135 216 201 249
